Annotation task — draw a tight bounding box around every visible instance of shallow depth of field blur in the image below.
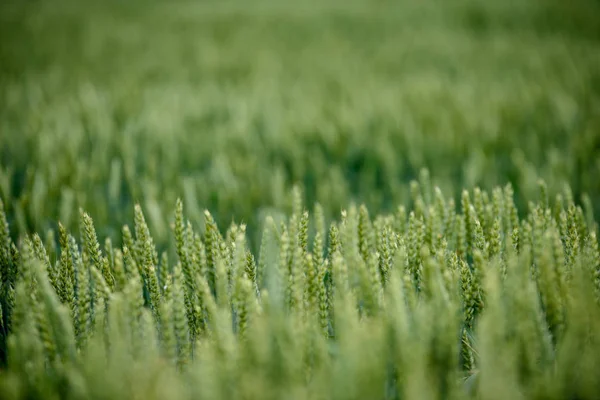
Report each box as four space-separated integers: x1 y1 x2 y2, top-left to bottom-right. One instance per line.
1 0 600 399
2 0 599 244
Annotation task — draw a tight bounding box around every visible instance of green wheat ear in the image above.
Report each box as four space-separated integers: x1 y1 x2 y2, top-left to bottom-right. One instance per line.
31 233 56 291
0 199 16 329
204 209 221 295
358 204 375 263
134 203 159 268
73 234 91 347
0 198 10 263
79 210 102 271
299 211 309 255
489 217 502 259
172 203 198 337
173 199 189 277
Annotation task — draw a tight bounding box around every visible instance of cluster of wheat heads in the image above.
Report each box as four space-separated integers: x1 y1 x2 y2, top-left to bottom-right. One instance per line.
0 180 599 400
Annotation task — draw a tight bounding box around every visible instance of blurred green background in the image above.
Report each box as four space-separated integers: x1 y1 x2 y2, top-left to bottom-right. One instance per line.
1 0 599 247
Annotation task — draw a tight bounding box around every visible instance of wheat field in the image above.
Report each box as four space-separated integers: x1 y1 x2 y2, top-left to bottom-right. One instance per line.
1 0 600 399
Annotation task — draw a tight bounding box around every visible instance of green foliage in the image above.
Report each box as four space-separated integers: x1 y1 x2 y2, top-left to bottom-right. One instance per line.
1 0 600 246
1 0 600 398
0 185 598 399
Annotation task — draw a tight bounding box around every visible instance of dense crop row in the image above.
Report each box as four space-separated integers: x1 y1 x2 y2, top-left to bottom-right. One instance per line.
1 179 599 399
